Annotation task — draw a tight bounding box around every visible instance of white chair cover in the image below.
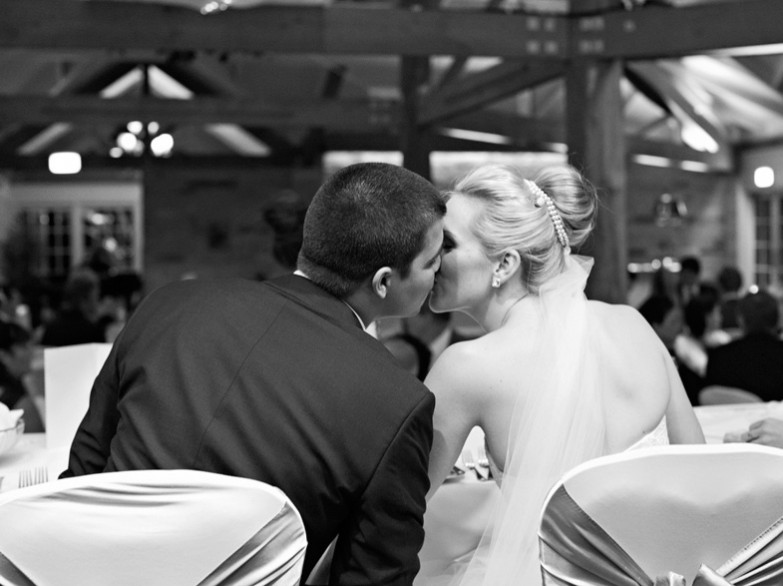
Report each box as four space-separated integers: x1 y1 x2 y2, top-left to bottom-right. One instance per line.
539 444 783 585
0 469 307 586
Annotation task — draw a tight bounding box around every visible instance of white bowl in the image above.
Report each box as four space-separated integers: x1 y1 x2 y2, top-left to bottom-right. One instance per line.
0 418 24 456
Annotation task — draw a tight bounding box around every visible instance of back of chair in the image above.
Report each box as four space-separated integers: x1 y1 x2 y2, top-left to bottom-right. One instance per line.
0 469 307 586
699 385 763 405
539 444 783 585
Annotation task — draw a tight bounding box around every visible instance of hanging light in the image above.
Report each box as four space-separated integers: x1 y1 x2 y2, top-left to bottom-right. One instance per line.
150 133 174 157
654 192 688 227
113 120 172 158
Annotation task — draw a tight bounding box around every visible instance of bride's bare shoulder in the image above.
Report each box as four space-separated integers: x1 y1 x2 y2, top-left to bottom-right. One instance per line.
426 336 499 389
590 300 652 328
589 300 667 350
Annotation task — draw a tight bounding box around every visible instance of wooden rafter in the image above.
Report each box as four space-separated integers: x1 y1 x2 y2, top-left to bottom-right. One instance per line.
420 61 566 125
0 95 400 130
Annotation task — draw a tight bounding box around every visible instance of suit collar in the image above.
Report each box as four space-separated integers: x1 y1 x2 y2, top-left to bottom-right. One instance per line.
265 274 366 332
293 270 368 331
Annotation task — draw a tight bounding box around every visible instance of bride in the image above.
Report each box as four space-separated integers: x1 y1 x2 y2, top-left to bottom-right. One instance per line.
424 163 705 585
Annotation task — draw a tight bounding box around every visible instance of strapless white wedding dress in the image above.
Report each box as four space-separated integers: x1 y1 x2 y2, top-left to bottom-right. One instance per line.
627 417 669 451
485 417 669 486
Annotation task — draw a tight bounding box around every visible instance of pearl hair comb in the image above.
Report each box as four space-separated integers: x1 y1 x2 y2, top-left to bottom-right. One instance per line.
525 179 570 250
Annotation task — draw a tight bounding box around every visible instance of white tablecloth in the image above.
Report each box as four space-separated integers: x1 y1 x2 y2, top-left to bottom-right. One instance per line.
695 401 783 443
4 405 783 579
0 433 69 492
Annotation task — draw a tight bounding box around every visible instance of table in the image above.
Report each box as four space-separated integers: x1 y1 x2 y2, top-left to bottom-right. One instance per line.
695 401 783 443
0 433 69 492
4 404 783 577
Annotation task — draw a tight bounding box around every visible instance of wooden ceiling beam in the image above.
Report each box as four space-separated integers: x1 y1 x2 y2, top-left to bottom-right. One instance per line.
628 137 734 172
6 0 783 60
448 110 564 145
3 0 567 58
573 0 783 59
419 61 565 125
0 95 400 130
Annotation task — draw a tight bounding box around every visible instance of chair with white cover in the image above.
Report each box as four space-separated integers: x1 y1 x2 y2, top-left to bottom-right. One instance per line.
699 385 763 406
539 444 783 585
0 469 307 586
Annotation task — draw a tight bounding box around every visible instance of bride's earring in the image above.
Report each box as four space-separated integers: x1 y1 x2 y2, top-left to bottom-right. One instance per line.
492 276 500 288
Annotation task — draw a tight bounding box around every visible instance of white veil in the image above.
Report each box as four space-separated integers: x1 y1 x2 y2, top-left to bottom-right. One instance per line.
457 254 609 586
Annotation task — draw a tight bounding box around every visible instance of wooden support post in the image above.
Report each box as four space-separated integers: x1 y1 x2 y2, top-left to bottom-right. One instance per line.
400 56 433 181
565 58 628 303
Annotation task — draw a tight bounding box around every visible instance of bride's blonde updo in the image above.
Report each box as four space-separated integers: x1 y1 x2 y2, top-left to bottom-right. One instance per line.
449 163 597 294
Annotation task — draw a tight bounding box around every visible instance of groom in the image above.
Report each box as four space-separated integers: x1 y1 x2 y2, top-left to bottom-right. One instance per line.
61 162 446 586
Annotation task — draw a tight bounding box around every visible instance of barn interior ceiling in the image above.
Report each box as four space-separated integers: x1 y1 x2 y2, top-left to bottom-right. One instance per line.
2 0 783 174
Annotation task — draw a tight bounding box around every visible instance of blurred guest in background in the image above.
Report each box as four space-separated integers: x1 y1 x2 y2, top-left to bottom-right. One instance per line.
717 265 744 335
638 293 683 358
382 332 432 381
731 418 783 448
0 319 44 432
674 284 730 405
676 255 702 306
39 268 106 347
705 289 783 401
254 189 309 281
402 304 455 364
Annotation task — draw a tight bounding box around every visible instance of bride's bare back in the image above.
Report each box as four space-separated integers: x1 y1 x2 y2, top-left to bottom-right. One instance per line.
426 299 702 493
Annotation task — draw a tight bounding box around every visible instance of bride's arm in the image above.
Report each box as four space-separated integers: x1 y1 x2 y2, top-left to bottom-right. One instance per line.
423 342 483 500
663 348 706 444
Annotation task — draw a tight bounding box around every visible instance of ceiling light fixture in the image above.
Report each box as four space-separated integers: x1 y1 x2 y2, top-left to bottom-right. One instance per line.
754 166 775 189
48 152 82 175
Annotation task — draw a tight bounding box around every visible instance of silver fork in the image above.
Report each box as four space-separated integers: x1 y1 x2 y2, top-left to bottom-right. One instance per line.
18 466 48 488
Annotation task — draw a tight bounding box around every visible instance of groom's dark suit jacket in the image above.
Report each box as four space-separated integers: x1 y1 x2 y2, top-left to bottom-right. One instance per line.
62 275 435 586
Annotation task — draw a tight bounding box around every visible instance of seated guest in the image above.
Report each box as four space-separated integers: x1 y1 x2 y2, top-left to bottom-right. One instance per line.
676 255 702 306
731 417 783 447
717 265 744 335
705 289 783 401
39 268 105 347
674 284 731 405
638 293 683 358
382 332 432 381
60 163 446 586
0 320 44 432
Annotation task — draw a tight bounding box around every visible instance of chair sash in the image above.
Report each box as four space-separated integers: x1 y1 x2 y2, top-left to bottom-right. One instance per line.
540 485 783 586
0 469 307 586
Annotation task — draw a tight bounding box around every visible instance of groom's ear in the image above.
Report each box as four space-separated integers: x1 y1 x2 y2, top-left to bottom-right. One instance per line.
371 267 393 299
494 250 522 286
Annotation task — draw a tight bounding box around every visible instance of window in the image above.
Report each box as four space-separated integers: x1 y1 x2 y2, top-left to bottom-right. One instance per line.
753 192 783 290
7 181 143 282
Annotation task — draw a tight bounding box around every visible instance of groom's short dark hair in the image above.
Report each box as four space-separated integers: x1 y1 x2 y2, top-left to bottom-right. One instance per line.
297 163 445 298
